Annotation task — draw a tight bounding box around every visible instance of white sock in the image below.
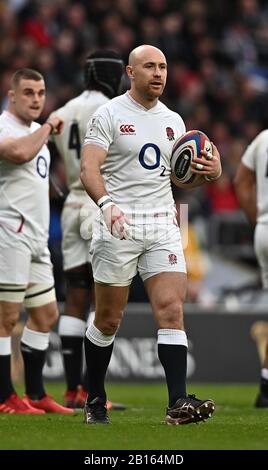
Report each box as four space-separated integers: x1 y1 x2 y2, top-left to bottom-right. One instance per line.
21 327 49 351
0 337 11 355
58 315 86 337
86 322 115 347
157 329 188 347
261 368 268 381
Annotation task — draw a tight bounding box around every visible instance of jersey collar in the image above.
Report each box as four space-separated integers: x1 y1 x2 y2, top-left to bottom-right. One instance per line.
125 91 160 112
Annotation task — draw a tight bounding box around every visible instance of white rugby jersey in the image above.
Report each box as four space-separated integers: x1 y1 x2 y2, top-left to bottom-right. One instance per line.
242 129 268 224
51 90 109 191
0 111 50 241
84 92 186 217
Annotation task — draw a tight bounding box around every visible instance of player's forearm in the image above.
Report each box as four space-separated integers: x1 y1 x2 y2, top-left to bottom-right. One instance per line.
81 144 109 203
0 118 63 164
80 158 107 203
237 193 257 225
235 171 257 225
81 171 107 203
235 180 257 224
0 123 52 164
19 123 53 163
234 163 257 225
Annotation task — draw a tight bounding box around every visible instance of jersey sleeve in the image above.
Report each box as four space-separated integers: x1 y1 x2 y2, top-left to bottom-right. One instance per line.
242 131 265 171
178 114 186 135
84 106 112 151
0 125 13 142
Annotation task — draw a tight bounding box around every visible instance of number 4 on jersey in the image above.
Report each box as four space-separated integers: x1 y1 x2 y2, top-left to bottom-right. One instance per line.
68 122 81 159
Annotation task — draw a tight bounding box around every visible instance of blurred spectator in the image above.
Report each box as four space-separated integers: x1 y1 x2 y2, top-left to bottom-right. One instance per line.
139 17 161 49
115 0 138 25
20 0 58 47
160 12 184 61
65 3 98 55
206 170 239 215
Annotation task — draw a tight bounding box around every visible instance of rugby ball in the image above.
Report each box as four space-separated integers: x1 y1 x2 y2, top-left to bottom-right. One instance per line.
171 130 212 184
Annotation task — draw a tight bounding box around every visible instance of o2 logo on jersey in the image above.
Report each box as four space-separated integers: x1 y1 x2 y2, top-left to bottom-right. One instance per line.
36 156 48 178
139 143 167 176
139 143 160 169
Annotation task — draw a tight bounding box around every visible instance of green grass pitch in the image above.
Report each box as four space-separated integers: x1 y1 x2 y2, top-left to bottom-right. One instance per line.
0 383 267 450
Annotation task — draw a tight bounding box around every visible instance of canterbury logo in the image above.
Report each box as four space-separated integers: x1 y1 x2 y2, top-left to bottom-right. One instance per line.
120 124 135 134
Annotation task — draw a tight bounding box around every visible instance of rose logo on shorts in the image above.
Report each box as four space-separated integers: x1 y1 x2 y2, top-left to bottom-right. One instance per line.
166 127 175 141
168 253 177 265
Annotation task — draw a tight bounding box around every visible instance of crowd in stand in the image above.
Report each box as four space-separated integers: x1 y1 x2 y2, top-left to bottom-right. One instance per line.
1 0 267 301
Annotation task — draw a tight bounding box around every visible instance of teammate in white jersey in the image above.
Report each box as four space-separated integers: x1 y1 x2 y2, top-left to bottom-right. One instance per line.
0 68 73 414
81 45 222 425
235 130 268 408
50 50 125 410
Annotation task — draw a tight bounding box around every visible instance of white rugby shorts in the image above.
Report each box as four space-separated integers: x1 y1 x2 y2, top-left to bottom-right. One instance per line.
0 225 54 292
254 223 268 288
61 190 97 271
91 220 186 286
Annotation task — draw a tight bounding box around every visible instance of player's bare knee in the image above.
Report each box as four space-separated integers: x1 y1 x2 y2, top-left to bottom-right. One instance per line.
46 304 59 329
41 303 59 330
157 297 182 315
156 299 184 328
0 299 21 334
27 301 59 333
95 306 124 333
27 301 58 331
98 321 120 335
1 313 19 335
95 316 122 335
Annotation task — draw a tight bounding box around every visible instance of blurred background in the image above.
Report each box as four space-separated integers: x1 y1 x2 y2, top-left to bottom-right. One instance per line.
2 0 268 382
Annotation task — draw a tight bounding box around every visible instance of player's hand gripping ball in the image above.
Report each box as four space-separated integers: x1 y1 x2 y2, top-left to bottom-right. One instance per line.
171 130 213 184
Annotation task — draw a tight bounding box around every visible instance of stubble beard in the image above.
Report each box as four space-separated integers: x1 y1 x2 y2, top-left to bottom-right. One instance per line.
146 85 164 101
